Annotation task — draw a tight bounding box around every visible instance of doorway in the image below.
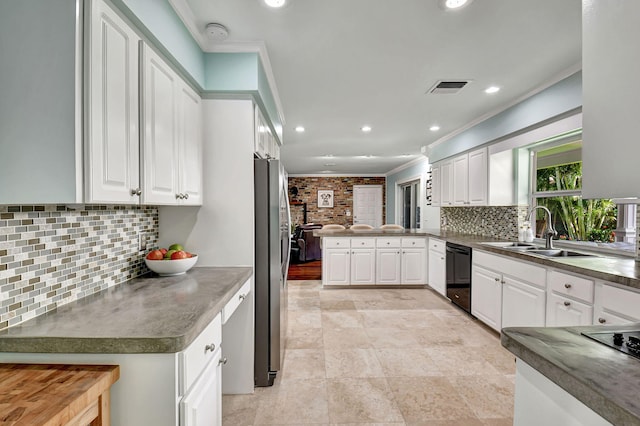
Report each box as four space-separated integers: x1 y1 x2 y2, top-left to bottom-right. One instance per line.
399 179 420 229
352 185 383 227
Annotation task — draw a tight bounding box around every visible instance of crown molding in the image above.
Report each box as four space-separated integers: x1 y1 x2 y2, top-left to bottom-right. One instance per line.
427 62 583 153
168 0 286 129
385 157 428 177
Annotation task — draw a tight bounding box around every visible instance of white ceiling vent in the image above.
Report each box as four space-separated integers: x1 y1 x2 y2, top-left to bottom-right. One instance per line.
428 80 470 94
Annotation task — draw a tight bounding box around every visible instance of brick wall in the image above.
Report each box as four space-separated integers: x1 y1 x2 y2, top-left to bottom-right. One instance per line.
288 177 386 227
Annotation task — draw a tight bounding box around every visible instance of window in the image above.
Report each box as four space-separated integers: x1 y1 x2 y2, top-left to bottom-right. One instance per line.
399 179 420 229
530 132 632 250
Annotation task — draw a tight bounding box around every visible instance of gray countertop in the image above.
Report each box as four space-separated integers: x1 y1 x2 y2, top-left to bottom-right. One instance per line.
502 324 640 426
314 228 430 237
0 267 252 354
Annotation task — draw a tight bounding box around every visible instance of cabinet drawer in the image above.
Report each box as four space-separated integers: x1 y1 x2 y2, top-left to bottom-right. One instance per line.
179 313 222 396
402 238 426 248
474 250 546 288
600 284 640 320
376 238 401 248
324 238 351 248
548 270 594 303
351 238 375 248
428 238 445 253
222 279 251 324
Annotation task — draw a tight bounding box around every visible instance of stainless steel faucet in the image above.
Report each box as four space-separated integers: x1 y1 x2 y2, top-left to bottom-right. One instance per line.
527 205 557 249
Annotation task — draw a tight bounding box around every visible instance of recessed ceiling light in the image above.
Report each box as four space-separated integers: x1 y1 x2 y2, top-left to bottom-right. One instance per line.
443 0 471 9
264 0 285 7
258 125 267 133
361 125 372 133
295 126 305 133
323 154 334 158
485 86 500 94
324 163 336 166
429 125 441 132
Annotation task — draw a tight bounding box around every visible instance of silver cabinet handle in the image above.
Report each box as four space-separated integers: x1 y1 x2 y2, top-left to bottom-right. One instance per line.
501 280 505 284
183 193 189 200
440 257 444 260
131 188 141 196
205 343 216 352
564 283 572 289
564 301 571 307
494 278 500 282
219 357 228 366
361 242 365 245
239 293 246 301
176 193 183 199
598 317 606 324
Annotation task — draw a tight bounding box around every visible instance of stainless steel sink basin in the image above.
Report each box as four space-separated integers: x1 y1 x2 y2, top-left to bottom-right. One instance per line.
481 242 538 250
527 249 595 257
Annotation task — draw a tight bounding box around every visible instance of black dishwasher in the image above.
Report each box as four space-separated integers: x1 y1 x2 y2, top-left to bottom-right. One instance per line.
446 242 472 314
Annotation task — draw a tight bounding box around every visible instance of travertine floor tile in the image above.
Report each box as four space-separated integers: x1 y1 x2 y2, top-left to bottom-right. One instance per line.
222 394 258 425
387 376 478 422
320 299 357 310
412 326 465 347
366 327 421 348
323 327 372 349
322 310 364 328
324 348 384 378
449 375 515 419
481 418 514 426
476 344 517 375
375 347 442 377
288 311 322 331
280 349 326 381
254 378 329 424
425 347 501 376
286 327 324 349
288 296 321 311
327 378 404 423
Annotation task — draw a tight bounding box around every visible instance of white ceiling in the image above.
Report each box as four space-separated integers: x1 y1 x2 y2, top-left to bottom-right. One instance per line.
184 0 582 175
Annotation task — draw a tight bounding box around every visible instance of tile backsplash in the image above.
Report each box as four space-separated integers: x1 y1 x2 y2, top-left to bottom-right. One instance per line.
441 206 528 240
0 205 158 331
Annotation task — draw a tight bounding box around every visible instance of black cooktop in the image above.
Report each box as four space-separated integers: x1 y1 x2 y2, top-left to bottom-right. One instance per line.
582 330 640 360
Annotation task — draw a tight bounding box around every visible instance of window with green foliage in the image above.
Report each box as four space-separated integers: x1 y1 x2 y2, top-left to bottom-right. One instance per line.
531 138 617 243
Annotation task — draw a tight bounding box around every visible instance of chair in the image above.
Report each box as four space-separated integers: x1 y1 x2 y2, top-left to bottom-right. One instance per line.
380 224 404 230
292 224 323 262
350 224 374 230
321 224 346 230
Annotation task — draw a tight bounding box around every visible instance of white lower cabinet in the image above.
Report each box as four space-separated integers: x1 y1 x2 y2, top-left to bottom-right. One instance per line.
181 346 222 426
471 265 502 332
351 248 376 285
428 238 447 296
546 292 593 327
594 282 640 325
502 276 546 328
322 237 427 285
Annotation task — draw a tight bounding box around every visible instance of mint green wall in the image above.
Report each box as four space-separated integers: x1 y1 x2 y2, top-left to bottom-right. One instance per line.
386 159 430 223
204 53 259 91
112 0 205 87
429 71 582 162
257 61 283 141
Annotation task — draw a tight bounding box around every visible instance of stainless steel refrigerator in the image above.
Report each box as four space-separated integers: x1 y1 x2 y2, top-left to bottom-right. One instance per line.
254 158 291 386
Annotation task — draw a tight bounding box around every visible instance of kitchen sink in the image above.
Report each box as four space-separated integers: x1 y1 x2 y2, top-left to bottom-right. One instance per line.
480 242 538 250
527 249 595 258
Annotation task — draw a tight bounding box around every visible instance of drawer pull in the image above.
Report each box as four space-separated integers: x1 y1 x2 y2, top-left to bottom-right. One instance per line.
598 317 606 324
564 283 572 289
361 242 365 245
239 293 246 301
219 357 228 366
563 301 571 307
494 278 500 282
386 242 390 245
205 343 216 353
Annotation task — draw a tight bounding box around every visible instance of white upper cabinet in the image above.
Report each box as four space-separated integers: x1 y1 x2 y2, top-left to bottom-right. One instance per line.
582 1 640 199
85 0 141 204
141 43 202 205
434 147 488 207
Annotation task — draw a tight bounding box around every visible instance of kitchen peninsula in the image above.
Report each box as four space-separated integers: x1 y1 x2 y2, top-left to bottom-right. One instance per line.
0 267 252 426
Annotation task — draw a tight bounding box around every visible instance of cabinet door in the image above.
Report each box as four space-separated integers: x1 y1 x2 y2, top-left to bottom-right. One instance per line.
471 265 502 332
440 160 453 206
467 148 487 205
452 154 469 205
254 107 267 158
177 82 203 205
546 293 593 327
141 44 179 204
351 249 376 285
86 0 140 203
181 350 222 426
323 249 351 285
430 164 441 207
376 248 401 285
502 276 546 328
428 249 446 296
401 248 426 285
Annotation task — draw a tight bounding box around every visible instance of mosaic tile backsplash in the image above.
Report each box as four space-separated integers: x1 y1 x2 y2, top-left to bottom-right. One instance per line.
441 206 529 240
0 205 158 331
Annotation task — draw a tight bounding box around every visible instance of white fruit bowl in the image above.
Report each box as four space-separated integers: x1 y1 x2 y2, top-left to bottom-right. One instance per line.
145 256 198 276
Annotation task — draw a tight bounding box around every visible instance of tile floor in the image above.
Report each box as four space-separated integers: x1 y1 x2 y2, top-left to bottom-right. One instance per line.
222 280 516 425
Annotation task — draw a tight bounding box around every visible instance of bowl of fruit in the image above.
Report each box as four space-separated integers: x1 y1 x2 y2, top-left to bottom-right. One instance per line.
145 244 198 276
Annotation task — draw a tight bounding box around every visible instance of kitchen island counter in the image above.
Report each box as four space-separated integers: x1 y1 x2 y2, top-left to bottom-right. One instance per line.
0 267 252 354
502 324 640 426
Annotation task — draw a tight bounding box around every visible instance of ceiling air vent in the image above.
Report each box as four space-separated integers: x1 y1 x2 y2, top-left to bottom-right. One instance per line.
428 80 470 94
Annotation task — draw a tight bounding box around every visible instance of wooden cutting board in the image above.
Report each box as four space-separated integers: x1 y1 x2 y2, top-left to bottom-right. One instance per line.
0 363 120 426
